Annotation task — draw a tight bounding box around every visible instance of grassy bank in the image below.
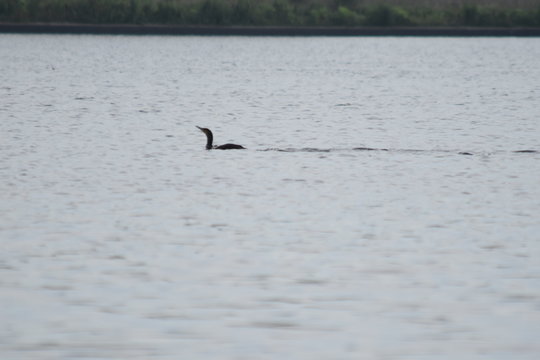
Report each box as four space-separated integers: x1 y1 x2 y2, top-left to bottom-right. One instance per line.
1 0 539 27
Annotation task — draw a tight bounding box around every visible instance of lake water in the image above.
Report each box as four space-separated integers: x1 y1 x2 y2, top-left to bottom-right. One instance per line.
1 34 539 359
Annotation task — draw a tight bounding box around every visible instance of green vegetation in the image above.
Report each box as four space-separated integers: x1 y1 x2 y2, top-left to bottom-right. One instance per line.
1 0 539 27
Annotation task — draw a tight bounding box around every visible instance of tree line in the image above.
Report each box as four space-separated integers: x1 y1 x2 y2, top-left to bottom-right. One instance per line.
1 0 539 27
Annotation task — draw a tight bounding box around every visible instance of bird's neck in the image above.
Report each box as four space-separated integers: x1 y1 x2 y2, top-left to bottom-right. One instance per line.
205 131 213 150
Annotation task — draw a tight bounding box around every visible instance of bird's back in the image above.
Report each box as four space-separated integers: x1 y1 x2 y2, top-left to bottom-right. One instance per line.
215 144 246 150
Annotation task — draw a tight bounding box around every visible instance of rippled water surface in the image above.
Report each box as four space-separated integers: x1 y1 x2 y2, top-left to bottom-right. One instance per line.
1 34 540 359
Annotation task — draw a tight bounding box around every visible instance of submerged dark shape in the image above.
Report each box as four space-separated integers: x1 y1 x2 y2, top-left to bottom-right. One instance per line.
196 126 245 150
353 147 389 151
514 150 537 153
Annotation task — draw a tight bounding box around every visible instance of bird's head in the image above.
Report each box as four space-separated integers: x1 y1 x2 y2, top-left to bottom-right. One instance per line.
196 126 211 134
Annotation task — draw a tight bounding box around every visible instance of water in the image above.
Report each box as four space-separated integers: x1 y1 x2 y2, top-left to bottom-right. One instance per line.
1 34 540 359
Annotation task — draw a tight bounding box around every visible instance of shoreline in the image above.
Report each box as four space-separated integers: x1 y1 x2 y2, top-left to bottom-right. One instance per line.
1 23 540 36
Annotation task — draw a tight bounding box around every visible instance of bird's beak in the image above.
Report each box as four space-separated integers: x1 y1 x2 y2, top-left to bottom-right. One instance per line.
196 126 203 131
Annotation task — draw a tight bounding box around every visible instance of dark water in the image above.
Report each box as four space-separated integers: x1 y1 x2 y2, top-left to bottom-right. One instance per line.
1 34 539 359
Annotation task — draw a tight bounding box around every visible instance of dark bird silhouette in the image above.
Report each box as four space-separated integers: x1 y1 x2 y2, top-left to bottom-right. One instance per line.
196 126 245 150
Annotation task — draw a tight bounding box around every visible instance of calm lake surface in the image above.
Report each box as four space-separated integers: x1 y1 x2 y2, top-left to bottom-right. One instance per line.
1 34 540 359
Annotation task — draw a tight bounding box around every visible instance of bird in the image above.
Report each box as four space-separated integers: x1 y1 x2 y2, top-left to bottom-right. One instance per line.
196 126 245 150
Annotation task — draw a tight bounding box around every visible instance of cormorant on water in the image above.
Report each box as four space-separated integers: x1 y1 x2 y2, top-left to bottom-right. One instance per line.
196 126 245 150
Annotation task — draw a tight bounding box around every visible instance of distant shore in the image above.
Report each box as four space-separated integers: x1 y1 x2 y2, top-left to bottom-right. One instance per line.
1 23 540 37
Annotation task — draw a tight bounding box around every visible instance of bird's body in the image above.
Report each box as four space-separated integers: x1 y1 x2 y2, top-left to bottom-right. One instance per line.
214 143 246 150
196 126 245 150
